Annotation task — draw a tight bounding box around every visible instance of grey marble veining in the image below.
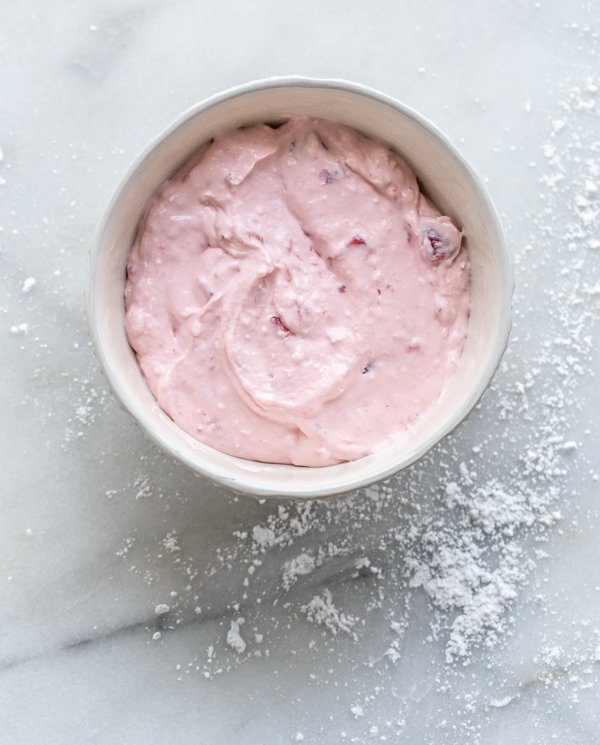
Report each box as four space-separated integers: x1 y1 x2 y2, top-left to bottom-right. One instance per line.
1 1 599 743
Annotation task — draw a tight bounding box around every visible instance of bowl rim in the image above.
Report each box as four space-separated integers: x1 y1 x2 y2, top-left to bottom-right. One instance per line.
87 75 513 499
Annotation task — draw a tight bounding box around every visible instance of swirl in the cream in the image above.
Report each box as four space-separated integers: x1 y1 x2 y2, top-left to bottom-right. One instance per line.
125 117 470 466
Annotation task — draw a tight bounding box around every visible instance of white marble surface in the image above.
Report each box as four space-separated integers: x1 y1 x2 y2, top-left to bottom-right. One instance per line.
1 1 599 743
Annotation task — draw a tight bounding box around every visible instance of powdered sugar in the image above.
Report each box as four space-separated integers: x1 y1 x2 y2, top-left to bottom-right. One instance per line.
302 589 357 636
21 277 36 294
226 618 247 653
10 323 28 336
282 552 316 590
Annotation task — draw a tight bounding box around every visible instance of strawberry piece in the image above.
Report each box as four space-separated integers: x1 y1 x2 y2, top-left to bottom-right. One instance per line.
319 168 338 184
349 235 366 246
270 315 292 334
427 231 444 255
421 226 460 262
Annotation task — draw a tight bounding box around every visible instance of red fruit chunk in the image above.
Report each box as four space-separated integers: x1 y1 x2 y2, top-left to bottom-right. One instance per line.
428 231 444 254
270 315 292 334
319 168 338 184
349 235 366 246
362 361 374 374
421 226 460 262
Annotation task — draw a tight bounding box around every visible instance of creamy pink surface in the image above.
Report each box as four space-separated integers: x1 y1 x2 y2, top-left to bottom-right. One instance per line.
125 117 470 466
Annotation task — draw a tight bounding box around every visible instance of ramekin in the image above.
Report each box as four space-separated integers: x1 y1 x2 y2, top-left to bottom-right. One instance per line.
87 77 513 499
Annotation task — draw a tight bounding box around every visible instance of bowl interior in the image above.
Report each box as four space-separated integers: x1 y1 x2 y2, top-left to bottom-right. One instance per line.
89 80 511 498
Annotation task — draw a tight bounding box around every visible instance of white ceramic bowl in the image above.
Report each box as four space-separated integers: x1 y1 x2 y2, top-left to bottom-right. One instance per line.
88 77 512 499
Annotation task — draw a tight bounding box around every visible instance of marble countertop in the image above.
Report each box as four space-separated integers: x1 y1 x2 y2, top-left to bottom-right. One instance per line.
1 1 599 743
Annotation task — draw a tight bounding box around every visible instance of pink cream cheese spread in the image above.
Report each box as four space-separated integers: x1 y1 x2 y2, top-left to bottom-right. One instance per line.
125 116 470 466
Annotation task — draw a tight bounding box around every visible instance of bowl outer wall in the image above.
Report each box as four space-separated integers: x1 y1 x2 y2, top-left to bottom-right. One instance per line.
87 76 513 499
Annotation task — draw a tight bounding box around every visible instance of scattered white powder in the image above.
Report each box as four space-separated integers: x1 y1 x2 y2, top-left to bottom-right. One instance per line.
282 552 316 590
162 531 181 554
226 618 246 654
10 323 28 335
21 277 36 294
251 525 277 551
302 589 356 636
489 695 518 708
134 475 153 500
559 440 578 452
115 536 135 558
63 374 111 443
